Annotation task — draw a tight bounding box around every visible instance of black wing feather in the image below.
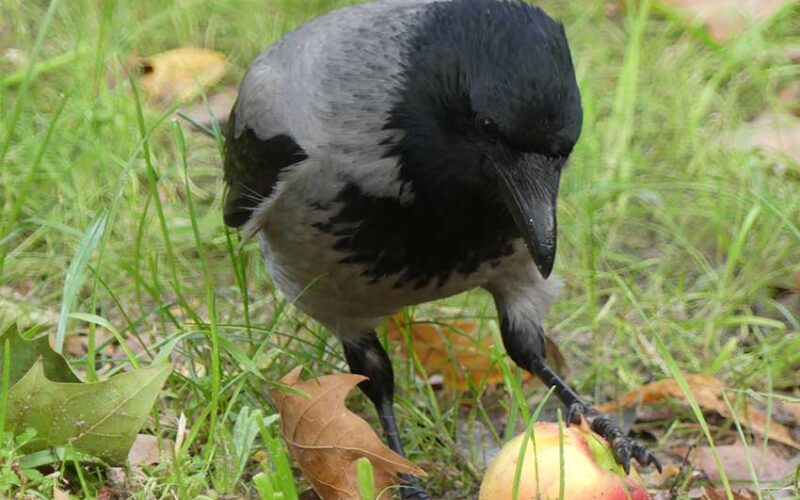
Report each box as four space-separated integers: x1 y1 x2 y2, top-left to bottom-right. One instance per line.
223 107 308 227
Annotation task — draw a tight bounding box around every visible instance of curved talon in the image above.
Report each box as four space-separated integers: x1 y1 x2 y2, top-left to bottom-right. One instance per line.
632 443 662 473
611 437 632 475
573 407 660 475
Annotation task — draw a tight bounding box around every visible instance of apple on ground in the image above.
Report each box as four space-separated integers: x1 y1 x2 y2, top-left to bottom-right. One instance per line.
480 421 650 500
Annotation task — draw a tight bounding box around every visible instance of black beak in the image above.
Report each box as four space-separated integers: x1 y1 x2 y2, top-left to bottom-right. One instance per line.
494 153 562 279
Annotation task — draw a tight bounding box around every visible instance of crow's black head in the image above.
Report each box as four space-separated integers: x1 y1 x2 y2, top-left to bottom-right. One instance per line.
386 0 582 277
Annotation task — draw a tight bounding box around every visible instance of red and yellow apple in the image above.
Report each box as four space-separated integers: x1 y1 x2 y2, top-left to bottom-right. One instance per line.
479 422 650 500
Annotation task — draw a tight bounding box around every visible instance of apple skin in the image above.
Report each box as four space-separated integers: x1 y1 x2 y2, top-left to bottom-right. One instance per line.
479 422 650 500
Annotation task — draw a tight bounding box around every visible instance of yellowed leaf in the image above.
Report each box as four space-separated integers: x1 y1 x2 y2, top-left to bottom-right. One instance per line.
269 367 425 500
136 48 228 104
597 375 800 449
386 314 567 391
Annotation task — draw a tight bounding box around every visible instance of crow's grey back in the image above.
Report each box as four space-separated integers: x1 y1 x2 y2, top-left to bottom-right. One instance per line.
232 0 441 154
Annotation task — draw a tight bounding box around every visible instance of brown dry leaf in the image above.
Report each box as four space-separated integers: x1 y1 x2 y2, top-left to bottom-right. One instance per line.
596 374 800 449
386 314 567 390
387 315 524 390
794 268 800 295
53 486 71 500
685 442 800 482
778 81 800 116
776 47 800 115
656 0 792 41
64 329 115 357
726 112 800 167
96 487 117 500
178 85 237 132
785 401 800 422
127 434 174 466
701 485 758 500
269 367 425 500
647 462 682 487
136 48 228 104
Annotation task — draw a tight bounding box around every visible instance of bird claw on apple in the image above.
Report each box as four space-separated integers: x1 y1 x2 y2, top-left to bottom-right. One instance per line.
480 421 655 500
567 402 662 474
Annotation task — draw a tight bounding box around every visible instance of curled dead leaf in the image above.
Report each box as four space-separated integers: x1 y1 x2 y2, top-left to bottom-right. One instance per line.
597 375 800 449
135 48 228 104
269 367 425 500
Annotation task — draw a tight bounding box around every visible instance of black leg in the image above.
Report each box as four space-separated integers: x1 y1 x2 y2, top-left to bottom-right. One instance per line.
342 333 429 500
499 316 661 474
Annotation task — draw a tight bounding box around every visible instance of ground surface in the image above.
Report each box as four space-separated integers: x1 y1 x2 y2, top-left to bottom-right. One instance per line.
1 0 799 498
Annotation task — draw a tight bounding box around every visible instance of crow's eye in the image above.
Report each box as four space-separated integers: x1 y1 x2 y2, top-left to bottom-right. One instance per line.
477 116 502 139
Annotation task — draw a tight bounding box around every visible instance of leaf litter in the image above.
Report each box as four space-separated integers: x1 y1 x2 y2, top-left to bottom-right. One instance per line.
596 374 800 449
612 0 796 42
386 313 567 391
269 367 425 499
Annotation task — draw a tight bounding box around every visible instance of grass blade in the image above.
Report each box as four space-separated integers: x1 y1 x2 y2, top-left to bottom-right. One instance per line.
55 210 108 354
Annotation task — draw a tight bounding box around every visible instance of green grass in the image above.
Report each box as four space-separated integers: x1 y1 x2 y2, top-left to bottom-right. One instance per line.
1 0 799 498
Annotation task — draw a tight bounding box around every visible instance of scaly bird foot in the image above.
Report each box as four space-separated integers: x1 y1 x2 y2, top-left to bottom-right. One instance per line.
567 403 662 475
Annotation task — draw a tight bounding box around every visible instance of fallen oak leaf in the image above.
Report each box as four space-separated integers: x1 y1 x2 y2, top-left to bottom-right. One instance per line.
134 47 228 104
386 314 567 391
269 367 425 500
387 316 522 390
596 375 800 449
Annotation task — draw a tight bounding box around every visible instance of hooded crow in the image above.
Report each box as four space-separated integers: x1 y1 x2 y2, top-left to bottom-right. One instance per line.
223 0 660 496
